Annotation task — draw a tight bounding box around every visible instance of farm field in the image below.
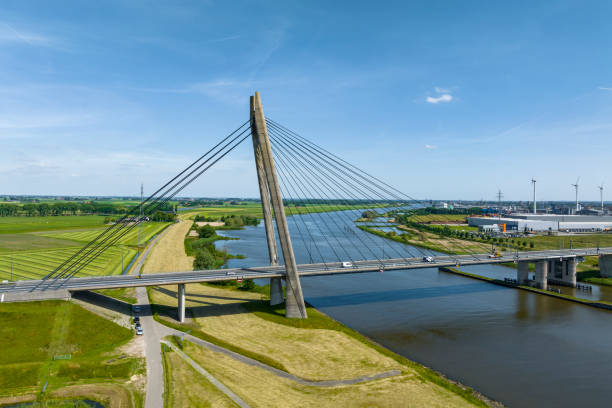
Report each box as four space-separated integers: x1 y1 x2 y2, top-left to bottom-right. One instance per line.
0 246 138 281
0 300 143 406
0 216 169 281
38 222 168 246
0 215 107 234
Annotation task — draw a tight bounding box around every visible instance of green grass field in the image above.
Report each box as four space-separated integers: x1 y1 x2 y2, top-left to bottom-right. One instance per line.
0 216 169 281
405 213 470 223
0 216 107 234
38 222 167 246
526 233 612 250
0 246 138 280
0 300 142 403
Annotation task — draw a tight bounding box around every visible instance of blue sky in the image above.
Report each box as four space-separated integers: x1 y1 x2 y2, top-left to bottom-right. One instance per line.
1 0 611 201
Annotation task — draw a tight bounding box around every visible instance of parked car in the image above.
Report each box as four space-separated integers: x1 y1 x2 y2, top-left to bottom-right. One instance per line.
133 305 141 314
136 327 143 335
134 316 140 324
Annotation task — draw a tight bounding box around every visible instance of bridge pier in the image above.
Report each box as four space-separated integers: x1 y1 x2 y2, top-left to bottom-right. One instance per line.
535 261 548 290
599 254 612 278
561 258 577 287
177 283 185 323
517 261 529 285
270 277 283 305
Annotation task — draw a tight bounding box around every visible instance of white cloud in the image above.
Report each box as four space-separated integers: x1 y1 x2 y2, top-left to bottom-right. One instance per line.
426 94 453 104
424 144 437 149
599 87 612 91
0 23 54 46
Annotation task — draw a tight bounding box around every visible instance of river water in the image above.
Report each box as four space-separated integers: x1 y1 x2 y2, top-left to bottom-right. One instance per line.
215 210 612 407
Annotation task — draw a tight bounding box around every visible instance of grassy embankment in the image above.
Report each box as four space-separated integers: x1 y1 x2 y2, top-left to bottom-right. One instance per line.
161 341 236 408
139 208 492 407
0 300 144 407
0 215 169 281
149 283 491 407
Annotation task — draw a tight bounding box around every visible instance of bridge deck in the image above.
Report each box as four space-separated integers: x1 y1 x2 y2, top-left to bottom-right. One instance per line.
2 248 610 294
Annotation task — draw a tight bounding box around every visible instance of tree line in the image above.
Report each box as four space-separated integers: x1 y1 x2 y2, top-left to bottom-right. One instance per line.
0 201 175 217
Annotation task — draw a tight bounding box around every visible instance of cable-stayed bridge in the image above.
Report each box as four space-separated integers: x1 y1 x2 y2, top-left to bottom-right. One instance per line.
2 92 611 319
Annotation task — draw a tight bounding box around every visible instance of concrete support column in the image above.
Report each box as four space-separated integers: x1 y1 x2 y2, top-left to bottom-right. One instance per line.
563 258 577 287
177 284 185 323
517 261 529 285
535 261 548 290
270 277 284 305
600 254 612 278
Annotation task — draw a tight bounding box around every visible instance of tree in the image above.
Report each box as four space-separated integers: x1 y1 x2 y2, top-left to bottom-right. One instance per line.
238 279 255 291
361 210 378 219
193 248 215 270
529 242 535 249
198 224 216 239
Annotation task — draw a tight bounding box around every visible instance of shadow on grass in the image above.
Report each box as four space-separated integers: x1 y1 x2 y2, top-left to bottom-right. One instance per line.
72 290 132 316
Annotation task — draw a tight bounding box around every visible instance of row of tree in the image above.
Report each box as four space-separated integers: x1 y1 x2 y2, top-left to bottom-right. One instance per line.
0 201 175 217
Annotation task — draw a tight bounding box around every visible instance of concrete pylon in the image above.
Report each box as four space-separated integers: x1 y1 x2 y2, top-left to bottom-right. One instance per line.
177 283 185 323
599 254 612 278
563 258 577 287
535 261 548 290
250 92 307 318
517 261 529 285
250 96 283 306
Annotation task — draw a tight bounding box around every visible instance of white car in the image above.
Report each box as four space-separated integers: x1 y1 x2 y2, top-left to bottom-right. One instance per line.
423 256 434 263
136 327 143 335
341 261 353 268
226 271 236 276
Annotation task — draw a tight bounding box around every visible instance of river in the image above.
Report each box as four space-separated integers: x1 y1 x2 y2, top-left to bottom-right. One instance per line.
215 210 612 407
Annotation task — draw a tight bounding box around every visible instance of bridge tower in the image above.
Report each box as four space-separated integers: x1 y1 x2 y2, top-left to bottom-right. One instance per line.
250 92 308 318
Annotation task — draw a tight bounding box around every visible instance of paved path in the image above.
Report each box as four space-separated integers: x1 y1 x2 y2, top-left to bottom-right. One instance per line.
161 340 251 408
132 228 170 408
136 286 165 408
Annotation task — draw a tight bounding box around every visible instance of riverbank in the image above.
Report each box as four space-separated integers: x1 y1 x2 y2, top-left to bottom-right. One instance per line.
439 267 612 311
140 210 499 406
148 282 497 407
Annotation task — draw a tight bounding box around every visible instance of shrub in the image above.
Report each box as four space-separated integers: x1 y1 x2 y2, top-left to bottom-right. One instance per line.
193 248 215 270
198 224 215 239
238 279 256 291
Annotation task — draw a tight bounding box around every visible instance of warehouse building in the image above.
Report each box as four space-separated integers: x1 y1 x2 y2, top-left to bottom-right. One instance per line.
467 214 612 233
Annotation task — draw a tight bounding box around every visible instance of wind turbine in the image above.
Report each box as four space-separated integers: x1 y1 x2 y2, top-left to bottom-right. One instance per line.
598 183 604 212
571 177 580 214
531 178 537 214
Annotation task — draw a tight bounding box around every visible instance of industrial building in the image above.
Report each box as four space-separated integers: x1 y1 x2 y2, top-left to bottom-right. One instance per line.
467 214 612 233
